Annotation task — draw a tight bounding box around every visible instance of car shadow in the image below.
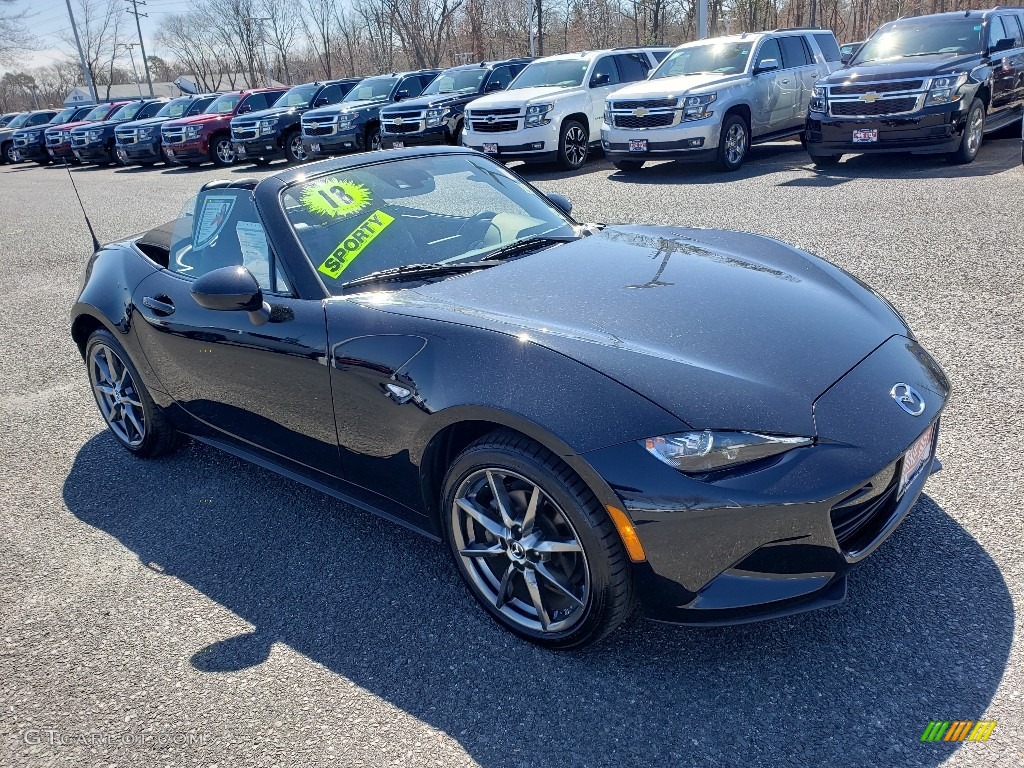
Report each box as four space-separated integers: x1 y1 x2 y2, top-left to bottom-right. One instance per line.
63 432 1012 767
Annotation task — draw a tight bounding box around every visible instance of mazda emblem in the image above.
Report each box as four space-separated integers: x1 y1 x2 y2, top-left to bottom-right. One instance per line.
890 383 926 416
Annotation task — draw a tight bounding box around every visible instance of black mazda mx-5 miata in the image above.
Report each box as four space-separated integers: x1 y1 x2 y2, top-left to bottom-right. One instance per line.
71 146 949 648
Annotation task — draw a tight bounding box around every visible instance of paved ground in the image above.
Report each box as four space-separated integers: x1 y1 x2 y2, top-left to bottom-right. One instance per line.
1 135 1022 768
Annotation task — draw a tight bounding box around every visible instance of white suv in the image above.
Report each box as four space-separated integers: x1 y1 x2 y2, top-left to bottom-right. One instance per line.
601 30 843 171
463 47 671 169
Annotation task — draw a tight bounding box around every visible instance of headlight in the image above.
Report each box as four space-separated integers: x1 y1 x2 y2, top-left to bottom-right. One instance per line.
185 125 202 139
926 72 967 105
810 85 827 112
25 130 40 140
337 113 355 129
138 127 153 139
642 431 812 474
525 103 553 128
258 118 278 135
680 93 716 121
425 108 447 127
88 129 103 141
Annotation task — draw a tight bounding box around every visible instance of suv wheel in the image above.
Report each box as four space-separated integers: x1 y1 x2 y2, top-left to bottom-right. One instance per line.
365 124 381 151
948 98 985 165
613 160 644 172
442 429 636 649
717 114 749 171
210 135 236 167
285 130 307 163
557 120 589 170
1 142 14 164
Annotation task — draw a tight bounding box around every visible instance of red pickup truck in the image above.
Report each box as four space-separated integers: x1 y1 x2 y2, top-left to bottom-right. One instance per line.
160 88 287 167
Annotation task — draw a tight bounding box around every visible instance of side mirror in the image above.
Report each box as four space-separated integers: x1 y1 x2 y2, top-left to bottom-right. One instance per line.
485 80 505 92
754 58 780 74
395 90 411 101
590 72 611 87
191 266 271 325
237 103 252 114
314 96 330 106
840 53 853 65
993 37 1016 54
546 192 573 215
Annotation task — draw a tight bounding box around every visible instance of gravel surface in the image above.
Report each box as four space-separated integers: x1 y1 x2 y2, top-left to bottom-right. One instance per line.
1 137 1022 768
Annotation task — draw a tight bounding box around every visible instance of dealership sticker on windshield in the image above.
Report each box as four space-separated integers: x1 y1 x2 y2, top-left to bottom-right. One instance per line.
300 178 372 219
318 210 395 279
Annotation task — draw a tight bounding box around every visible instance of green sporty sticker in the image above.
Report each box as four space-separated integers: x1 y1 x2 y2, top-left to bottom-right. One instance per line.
300 178 372 218
318 210 395 279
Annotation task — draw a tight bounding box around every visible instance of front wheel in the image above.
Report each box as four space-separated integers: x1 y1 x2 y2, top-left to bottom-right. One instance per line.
284 129 307 163
1 142 15 164
364 124 381 152
716 113 749 171
210 135 236 167
557 119 589 170
948 98 985 164
442 430 636 649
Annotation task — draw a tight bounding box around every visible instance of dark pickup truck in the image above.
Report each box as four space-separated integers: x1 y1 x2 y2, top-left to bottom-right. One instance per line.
12 107 89 164
161 88 288 167
231 78 362 165
115 94 218 166
70 99 168 165
807 8 1024 165
1 110 58 164
301 70 441 157
379 59 532 149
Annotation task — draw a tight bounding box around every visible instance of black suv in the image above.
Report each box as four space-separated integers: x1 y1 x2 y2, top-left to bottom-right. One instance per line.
231 78 363 165
12 106 91 164
70 98 168 165
807 8 1024 165
1 110 59 164
301 70 441 157
116 94 218 166
379 59 532 149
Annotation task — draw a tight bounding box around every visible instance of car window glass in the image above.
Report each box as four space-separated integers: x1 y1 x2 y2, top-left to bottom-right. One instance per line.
241 94 266 112
988 16 1007 48
590 56 619 86
318 84 343 104
418 74 437 92
484 66 514 91
779 36 812 67
814 33 842 61
755 38 783 68
344 77 399 101
29 113 51 125
998 15 1022 46
139 102 164 118
651 49 670 62
614 53 650 82
168 190 289 294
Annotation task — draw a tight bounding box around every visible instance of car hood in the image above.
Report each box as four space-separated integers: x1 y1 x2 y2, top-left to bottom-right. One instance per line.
470 86 571 108
384 92 478 111
46 120 92 133
827 52 980 83
119 115 177 129
234 104 305 121
353 226 907 436
611 73 744 99
71 119 120 132
163 113 231 127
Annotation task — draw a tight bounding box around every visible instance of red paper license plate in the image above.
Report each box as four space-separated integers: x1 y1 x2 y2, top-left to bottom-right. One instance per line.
628 139 648 152
392 141 404 149
852 128 878 143
482 143 497 154
899 422 936 497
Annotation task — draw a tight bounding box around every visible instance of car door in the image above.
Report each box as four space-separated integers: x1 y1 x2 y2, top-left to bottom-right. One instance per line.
586 55 622 137
987 16 1016 110
778 35 818 127
993 14 1024 109
130 187 342 476
751 37 790 136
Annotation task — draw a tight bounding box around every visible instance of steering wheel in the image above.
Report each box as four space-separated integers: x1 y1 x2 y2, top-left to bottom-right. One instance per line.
456 211 499 250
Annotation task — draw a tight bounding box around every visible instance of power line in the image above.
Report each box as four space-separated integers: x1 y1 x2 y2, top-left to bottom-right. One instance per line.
124 0 154 96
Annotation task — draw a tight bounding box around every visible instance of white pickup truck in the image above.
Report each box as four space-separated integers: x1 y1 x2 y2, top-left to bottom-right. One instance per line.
601 29 843 171
463 47 671 169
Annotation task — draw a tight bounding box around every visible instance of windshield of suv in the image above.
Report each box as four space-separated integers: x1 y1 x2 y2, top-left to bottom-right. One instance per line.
652 41 754 77
82 104 111 121
48 108 77 124
344 77 398 101
422 68 487 95
204 94 241 114
855 19 983 62
509 60 590 89
7 113 32 128
281 153 576 292
156 97 193 118
112 102 146 121
279 84 318 107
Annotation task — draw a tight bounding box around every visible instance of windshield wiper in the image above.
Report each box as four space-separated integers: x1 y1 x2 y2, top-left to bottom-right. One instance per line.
477 235 578 262
339 261 497 290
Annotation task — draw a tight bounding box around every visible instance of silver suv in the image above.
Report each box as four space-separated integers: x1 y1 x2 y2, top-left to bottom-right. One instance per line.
601 29 843 171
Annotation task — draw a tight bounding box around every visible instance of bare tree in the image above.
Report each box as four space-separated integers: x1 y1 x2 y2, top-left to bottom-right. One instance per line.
0 0 35 67
301 0 337 78
58 0 130 100
261 0 299 83
387 0 464 68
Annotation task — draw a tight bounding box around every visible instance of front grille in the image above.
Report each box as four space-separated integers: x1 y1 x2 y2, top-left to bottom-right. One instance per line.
13 136 28 147
614 113 675 129
467 107 520 118
385 110 422 120
831 97 918 117
830 463 899 552
46 132 64 146
831 80 923 95
303 121 336 137
116 129 137 145
472 120 518 132
611 98 677 110
383 121 422 134
71 134 88 147
162 128 186 144
232 122 259 140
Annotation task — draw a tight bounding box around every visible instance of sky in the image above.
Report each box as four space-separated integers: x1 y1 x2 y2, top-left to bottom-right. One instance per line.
4 0 193 73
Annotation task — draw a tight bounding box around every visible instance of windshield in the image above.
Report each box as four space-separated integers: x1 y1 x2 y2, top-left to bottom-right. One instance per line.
281 153 575 293
204 94 241 114
510 60 589 89
7 113 31 128
112 102 146 121
652 41 753 77
157 97 193 118
279 84 318 107
48 108 77 124
855 19 983 62
344 77 398 102
83 104 111 120
422 68 487 95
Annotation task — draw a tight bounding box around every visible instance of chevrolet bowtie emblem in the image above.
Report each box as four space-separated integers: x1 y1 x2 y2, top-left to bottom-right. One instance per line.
860 92 882 103
394 117 403 125
632 107 649 117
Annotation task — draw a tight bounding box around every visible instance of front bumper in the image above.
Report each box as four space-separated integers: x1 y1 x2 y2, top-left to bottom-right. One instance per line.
805 103 966 156
47 145 76 161
582 335 949 625
380 126 449 148
601 120 721 162
73 144 114 163
118 141 162 163
234 136 285 160
303 129 365 157
14 143 47 161
463 123 556 162
162 139 210 163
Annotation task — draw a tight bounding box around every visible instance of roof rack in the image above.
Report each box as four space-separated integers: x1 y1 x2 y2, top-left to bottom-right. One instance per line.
768 26 823 32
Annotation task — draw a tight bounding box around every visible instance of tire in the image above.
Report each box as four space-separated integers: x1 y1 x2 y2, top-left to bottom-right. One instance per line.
441 429 636 649
251 158 272 166
716 113 749 171
947 98 985 165
209 134 236 167
810 153 841 168
1 142 14 164
613 160 644 172
452 122 463 147
84 329 180 458
284 129 307 163
159 144 171 165
364 123 381 152
557 119 589 170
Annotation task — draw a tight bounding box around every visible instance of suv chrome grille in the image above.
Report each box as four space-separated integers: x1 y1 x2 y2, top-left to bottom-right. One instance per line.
71 133 88 147
162 127 186 144
831 80 923 95
611 98 677 110
232 122 259 140
467 107 520 118
381 110 424 134
13 135 28 147
116 129 137 145
614 113 675 129
831 97 918 117
303 119 337 137
471 119 518 133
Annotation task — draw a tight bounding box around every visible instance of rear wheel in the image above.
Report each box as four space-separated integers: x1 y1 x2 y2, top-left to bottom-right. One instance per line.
85 329 180 458
716 113 749 171
557 119 589 170
947 98 985 164
210 135 236 167
442 429 636 649
284 129 307 163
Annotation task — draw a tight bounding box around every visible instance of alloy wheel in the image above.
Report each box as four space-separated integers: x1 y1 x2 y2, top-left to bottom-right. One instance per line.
725 122 747 165
88 343 145 447
5 145 16 163
290 134 307 161
966 107 983 157
216 138 235 165
451 468 590 634
563 125 587 167
368 129 381 151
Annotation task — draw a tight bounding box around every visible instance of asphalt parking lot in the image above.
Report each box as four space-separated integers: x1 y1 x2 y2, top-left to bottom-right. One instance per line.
2 135 1022 768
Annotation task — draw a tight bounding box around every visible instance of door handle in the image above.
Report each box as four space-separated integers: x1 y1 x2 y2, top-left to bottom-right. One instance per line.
143 296 175 316
780 79 791 84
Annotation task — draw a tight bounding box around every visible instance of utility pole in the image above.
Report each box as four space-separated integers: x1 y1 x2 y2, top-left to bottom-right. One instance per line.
697 0 708 39
124 0 154 97
65 0 98 103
